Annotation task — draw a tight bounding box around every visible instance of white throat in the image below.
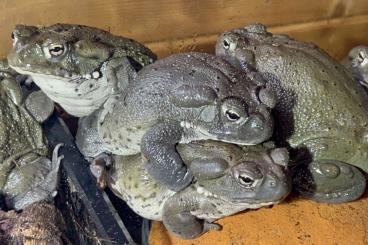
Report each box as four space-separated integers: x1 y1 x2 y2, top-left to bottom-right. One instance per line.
11 67 111 117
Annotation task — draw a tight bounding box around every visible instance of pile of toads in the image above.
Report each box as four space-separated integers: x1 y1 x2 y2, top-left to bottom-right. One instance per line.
1 22 368 240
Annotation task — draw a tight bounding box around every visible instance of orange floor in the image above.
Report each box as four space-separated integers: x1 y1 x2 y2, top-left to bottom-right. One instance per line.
149 194 368 245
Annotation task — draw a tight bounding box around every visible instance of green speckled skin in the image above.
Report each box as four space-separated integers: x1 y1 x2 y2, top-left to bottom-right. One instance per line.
0 88 47 175
0 62 59 210
7 23 157 117
0 67 47 188
216 24 368 203
8 23 156 73
101 141 290 239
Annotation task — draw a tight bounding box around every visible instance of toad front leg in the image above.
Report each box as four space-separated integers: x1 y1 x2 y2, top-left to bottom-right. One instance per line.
24 90 55 123
162 193 221 239
104 57 137 94
141 121 193 191
98 57 138 122
1 75 54 123
4 144 63 210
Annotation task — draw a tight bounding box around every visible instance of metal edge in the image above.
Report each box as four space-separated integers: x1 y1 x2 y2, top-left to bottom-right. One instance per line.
43 113 136 245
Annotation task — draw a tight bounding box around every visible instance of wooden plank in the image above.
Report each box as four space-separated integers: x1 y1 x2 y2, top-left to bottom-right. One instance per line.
1 0 368 57
272 14 368 59
147 14 368 60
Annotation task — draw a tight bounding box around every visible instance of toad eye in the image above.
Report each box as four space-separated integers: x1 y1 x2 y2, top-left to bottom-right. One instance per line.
223 39 230 50
358 51 365 63
238 173 255 188
225 109 241 121
49 44 65 57
222 98 248 123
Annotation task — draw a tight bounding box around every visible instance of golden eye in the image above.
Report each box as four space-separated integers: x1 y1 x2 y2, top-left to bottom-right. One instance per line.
49 44 65 56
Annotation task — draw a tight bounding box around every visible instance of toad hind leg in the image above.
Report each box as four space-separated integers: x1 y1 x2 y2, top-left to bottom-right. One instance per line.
141 121 193 192
292 160 366 204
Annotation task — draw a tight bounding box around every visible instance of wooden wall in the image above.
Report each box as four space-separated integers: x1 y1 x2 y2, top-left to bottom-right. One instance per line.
1 0 368 59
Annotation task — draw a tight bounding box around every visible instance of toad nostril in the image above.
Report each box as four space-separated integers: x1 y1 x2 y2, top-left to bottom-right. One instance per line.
266 176 277 188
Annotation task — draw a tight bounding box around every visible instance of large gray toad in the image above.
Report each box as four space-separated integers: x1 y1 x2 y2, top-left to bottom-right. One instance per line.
216 23 368 203
0 64 62 211
92 52 276 191
7 23 157 117
91 141 291 239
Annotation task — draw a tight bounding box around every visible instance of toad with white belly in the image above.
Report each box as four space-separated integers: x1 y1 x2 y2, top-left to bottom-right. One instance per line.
7 23 157 117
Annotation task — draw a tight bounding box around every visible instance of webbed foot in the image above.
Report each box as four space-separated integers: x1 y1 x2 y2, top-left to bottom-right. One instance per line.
163 211 222 239
163 195 222 239
292 160 366 203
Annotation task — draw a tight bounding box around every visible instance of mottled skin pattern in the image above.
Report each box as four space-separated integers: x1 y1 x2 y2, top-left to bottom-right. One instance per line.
0 60 54 123
216 23 368 203
7 23 157 117
96 52 276 191
0 64 62 210
95 141 290 239
342 45 368 89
